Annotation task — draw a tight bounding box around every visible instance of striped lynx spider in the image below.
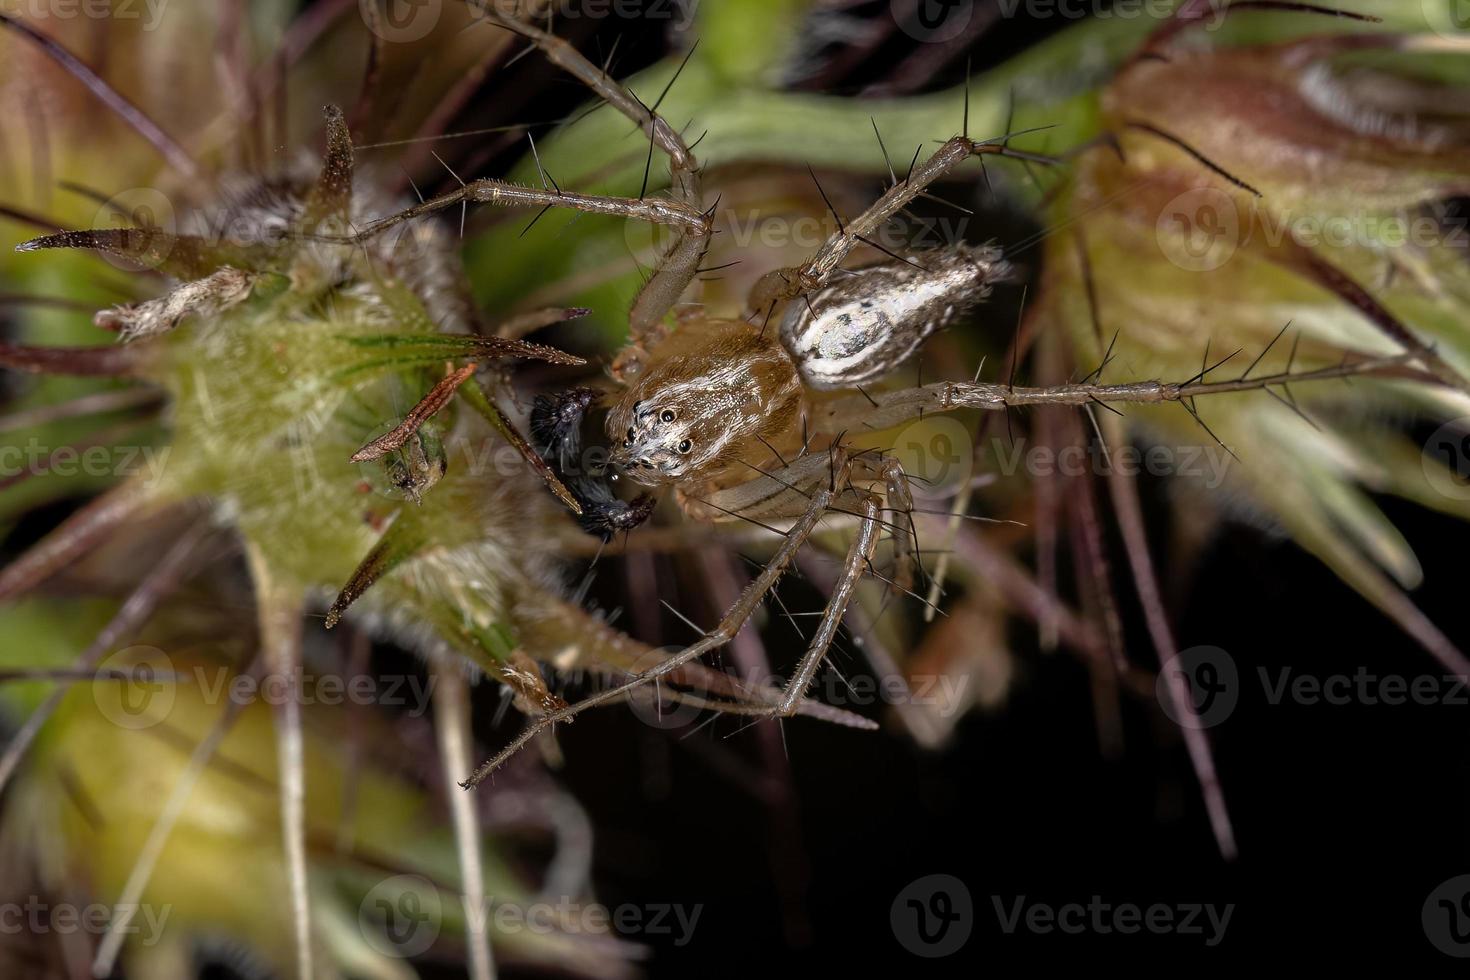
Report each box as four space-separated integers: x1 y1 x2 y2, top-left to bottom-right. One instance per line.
275 6 1413 784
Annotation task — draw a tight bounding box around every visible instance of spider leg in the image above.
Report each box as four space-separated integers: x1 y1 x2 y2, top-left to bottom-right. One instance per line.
644 448 893 723
518 590 877 728
469 5 709 370
772 493 882 716
469 6 706 328
330 182 707 267
462 481 836 788
746 135 1047 316
810 351 1423 434
859 452 918 594
336 5 710 376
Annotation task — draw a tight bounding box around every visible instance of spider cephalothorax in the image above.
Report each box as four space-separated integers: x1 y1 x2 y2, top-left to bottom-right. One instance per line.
607 319 803 486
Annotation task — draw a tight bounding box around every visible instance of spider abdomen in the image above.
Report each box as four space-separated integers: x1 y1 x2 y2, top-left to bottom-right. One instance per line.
780 243 1009 390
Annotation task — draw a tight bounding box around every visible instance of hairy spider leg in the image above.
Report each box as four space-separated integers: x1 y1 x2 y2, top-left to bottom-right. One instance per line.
330 5 712 378
746 135 1053 317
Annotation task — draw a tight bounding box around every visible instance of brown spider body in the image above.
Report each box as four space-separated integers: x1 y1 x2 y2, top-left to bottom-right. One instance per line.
606 245 1007 498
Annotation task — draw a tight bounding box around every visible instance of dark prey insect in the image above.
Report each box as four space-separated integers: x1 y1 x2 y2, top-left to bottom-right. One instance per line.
531 386 655 540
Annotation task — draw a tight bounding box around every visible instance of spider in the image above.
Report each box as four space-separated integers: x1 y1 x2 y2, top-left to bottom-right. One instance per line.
316 5 1417 787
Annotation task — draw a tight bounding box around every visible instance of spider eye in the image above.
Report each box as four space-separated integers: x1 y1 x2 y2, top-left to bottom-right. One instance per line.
678 439 691 453
660 409 675 423
626 428 635 441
